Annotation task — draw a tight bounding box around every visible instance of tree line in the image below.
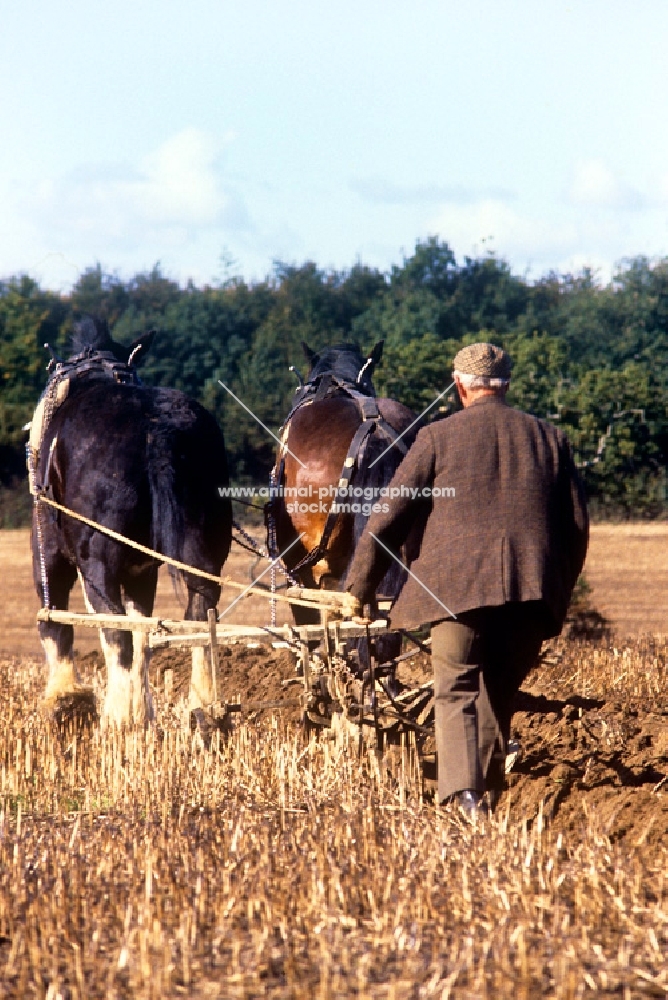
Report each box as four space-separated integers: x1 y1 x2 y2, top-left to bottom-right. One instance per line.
1 239 667 525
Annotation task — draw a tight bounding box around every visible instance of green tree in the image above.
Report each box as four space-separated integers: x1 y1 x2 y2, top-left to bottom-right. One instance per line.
0 275 67 452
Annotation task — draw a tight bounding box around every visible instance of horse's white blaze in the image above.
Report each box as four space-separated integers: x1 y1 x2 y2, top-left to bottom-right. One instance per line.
41 636 78 702
189 646 214 710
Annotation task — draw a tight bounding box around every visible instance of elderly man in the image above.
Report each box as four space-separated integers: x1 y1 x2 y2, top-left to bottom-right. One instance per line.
346 342 588 818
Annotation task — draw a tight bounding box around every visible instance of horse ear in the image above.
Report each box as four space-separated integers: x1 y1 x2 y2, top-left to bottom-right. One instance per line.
302 342 317 364
127 330 156 367
369 341 384 366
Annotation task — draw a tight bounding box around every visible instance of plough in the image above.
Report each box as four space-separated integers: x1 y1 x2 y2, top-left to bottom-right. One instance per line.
36 581 435 745
31 479 435 747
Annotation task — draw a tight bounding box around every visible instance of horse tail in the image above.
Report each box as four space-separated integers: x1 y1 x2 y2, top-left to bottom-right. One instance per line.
146 391 232 610
145 421 188 599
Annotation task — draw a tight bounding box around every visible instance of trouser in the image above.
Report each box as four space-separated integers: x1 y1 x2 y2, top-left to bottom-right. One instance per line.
431 602 547 803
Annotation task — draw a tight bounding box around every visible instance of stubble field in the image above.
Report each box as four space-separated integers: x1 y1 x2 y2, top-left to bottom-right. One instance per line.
0 526 666 998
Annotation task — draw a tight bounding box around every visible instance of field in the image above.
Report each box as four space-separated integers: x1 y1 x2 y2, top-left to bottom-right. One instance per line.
0 527 666 998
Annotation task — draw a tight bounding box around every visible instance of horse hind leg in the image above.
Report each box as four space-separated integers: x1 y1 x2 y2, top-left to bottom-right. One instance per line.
36 547 81 707
122 567 158 726
184 585 219 711
78 569 150 728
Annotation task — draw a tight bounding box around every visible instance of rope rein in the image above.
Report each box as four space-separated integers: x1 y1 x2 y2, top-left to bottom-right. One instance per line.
29 490 324 612
32 491 224 586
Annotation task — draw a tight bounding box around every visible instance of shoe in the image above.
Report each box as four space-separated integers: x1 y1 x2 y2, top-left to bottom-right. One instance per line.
505 739 521 774
441 789 490 821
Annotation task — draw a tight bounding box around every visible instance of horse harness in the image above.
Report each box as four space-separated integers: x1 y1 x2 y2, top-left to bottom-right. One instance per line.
266 371 409 575
27 348 143 497
27 350 144 609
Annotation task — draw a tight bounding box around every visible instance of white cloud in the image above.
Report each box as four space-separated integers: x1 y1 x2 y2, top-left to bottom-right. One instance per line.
27 128 243 241
571 159 619 206
655 172 668 204
349 176 515 207
427 183 668 283
0 129 253 288
429 198 578 267
133 128 228 226
569 159 644 210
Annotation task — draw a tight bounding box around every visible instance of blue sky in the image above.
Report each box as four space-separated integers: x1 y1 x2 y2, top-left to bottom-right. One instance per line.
2 0 668 289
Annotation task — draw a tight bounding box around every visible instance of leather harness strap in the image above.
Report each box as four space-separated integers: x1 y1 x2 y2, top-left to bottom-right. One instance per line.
313 372 333 402
290 416 377 573
269 383 410 574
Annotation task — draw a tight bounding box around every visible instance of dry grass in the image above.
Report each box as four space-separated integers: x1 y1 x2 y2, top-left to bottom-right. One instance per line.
540 631 668 703
0 647 666 999
0 528 666 997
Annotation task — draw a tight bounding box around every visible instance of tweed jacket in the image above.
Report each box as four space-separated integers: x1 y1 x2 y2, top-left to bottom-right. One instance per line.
346 395 588 638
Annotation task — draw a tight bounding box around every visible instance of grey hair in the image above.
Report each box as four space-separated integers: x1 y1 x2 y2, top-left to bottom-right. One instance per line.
453 370 510 389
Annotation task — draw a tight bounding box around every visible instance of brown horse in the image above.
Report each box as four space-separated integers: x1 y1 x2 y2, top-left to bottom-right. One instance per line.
267 342 420 664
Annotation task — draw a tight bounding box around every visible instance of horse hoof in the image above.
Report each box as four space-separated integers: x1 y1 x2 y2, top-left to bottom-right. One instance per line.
43 688 98 731
189 707 232 747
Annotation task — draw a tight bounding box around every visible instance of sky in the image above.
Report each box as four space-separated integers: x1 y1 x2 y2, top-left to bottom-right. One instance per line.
2 0 668 291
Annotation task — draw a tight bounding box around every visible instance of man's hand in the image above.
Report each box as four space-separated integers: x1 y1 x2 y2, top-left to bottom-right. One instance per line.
349 598 375 625
347 596 365 622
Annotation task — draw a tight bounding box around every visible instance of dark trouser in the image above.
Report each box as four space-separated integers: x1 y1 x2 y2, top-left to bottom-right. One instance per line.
431 602 547 803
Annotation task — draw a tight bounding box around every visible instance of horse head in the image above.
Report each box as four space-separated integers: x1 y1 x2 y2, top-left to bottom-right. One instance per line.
70 315 155 368
301 341 384 395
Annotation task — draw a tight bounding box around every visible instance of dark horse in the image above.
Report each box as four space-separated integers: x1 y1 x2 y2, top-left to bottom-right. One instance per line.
268 341 419 664
30 317 232 726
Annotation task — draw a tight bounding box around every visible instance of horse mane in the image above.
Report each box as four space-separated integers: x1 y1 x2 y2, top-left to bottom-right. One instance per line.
70 316 116 356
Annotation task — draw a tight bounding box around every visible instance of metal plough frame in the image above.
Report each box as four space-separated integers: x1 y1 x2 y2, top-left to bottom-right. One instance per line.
36 602 434 743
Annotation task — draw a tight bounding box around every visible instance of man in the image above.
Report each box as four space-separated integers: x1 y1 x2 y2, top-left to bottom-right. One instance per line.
346 342 588 818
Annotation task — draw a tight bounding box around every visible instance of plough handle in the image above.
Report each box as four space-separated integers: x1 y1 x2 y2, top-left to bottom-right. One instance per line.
286 586 360 617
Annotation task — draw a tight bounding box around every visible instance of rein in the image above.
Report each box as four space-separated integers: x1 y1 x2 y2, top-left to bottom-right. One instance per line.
29 490 333 613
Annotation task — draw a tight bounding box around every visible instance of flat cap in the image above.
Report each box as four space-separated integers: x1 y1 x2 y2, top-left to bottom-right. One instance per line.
452 342 511 386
